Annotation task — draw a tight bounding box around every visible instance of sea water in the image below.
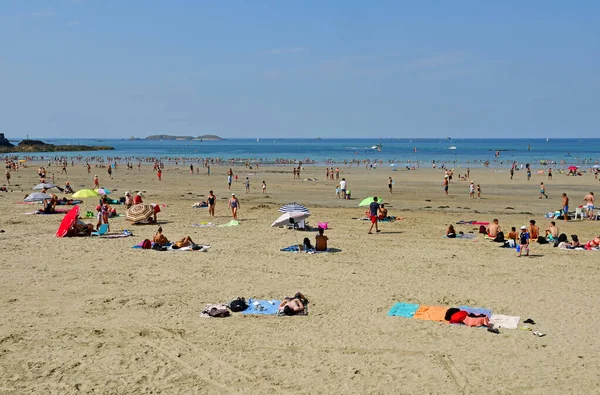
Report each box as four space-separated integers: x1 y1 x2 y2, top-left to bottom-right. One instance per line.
6 138 600 168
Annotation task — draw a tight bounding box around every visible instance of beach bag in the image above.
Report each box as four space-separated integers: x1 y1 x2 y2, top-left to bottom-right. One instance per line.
444 308 460 321
493 232 505 242
537 236 548 244
229 297 248 312
479 225 487 234
141 239 152 249
450 311 468 324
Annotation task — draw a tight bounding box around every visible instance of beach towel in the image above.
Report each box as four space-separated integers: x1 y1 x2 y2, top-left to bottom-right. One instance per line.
56 200 83 205
387 302 420 318
281 245 301 252
26 209 70 215
444 234 477 239
241 299 281 315
490 314 520 329
199 304 230 318
458 306 492 318
97 230 133 239
218 220 240 227
167 244 211 252
413 305 448 322
192 222 215 227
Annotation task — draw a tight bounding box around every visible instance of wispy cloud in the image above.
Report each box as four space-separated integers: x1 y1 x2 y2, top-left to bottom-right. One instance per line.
31 8 56 17
68 20 80 26
267 47 309 55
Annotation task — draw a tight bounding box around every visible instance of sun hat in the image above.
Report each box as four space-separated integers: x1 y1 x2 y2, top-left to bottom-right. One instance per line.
125 191 130 195
137 192 143 196
232 193 235 195
521 226 527 230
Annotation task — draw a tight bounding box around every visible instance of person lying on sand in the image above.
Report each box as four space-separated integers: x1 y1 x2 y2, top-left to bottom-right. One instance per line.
66 216 94 236
153 227 195 248
279 292 308 316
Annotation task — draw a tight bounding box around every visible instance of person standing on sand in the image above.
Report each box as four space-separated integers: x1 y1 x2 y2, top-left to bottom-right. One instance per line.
583 192 595 220
340 178 347 199
262 181 266 194
227 174 232 190
93 174 99 189
245 177 250 193
368 197 380 234
157 168 162 181
548 168 553 180
388 177 393 194
228 193 240 220
517 226 530 257
107 166 112 179
510 167 514 180
476 184 482 199
443 176 449 196
540 182 548 198
469 181 475 199
562 193 569 221
5 169 10 185
206 190 216 217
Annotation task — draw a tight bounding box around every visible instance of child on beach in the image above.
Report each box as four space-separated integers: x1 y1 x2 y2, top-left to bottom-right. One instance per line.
518 226 530 257
262 181 266 194
540 182 548 198
477 184 481 199
335 185 340 199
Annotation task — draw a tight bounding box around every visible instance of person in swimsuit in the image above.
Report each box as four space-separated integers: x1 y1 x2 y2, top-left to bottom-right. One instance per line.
540 182 548 198
228 193 240 220
388 177 393 194
153 227 169 245
278 292 307 315
206 190 216 217
583 192 595 220
562 193 569 221
529 220 540 241
262 181 266 194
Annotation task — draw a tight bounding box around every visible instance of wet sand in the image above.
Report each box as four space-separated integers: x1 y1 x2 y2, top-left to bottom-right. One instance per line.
1 163 599 393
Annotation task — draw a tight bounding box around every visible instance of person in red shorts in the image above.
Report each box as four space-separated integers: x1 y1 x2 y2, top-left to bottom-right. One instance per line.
368 197 380 234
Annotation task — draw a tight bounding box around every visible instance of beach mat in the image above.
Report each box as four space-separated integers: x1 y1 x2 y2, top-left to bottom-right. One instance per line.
192 222 215 227
458 306 492 318
388 302 420 318
25 209 70 215
413 305 448 322
241 299 281 315
490 314 520 329
218 220 240 227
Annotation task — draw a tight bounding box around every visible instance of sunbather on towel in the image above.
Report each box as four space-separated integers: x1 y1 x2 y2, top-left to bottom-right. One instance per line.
67 216 94 236
279 292 308 315
446 224 456 238
153 226 169 245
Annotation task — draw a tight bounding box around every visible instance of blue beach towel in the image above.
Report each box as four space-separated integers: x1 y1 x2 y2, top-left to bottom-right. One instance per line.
458 306 492 318
280 245 300 252
241 299 281 315
387 302 420 318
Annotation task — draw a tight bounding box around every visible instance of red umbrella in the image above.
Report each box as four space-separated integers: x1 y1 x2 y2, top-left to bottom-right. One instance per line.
56 205 80 238
568 166 578 171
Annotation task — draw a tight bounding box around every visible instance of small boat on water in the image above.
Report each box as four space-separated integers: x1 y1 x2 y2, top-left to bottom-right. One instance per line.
257 138 260 142
448 146 457 150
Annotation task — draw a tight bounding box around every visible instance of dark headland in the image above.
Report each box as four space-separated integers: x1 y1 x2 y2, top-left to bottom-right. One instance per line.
0 134 115 153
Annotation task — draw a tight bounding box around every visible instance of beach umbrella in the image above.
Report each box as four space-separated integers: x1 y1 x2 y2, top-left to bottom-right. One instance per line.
271 212 311 227
33 183 58 190
56 205 80 238
592 165 600 169
278 203 310 214
568 166 578 171
126 203 154 223
72 189 99 199
96 188 111 195
18 159 26 163
24 192 52 202
358 197 383 207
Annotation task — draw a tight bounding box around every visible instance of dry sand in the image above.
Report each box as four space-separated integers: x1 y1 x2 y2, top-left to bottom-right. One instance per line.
1 163 599 394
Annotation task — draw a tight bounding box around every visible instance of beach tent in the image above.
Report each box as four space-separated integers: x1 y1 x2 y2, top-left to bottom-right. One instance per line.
95 188 111 195
56 205 80 237
24 192 52 202
271 212 310 228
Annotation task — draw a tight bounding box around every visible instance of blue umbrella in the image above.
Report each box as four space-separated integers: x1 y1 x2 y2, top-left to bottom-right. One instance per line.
278 203 310 214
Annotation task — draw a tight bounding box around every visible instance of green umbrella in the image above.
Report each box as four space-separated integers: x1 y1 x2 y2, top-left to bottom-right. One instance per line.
72 189 99 199
358 197 383 207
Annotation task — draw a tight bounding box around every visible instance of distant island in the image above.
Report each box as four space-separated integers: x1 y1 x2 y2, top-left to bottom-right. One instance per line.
0 134 115 153
145 134 224 141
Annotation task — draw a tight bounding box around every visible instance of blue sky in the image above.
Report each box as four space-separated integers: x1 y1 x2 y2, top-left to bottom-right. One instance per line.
1 1 598 139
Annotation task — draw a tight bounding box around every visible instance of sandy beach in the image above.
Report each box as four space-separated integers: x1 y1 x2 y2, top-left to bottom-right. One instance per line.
1 163 599 394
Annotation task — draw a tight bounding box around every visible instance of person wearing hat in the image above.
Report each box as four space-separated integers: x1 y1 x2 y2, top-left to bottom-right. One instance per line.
133 192 143 205
124 191 134 208
518 226 530 257
228 193 240 220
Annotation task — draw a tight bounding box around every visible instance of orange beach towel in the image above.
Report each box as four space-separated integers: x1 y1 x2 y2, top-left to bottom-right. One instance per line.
413 305 448 322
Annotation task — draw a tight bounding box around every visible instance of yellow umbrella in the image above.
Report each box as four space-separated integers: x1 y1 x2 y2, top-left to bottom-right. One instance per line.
72 189 99 199
19 159 27 163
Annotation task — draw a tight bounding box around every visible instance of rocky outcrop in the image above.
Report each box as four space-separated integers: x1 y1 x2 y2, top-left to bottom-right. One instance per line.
0 133 14 148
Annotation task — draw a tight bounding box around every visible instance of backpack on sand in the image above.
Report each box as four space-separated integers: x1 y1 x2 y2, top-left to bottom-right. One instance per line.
229 297 248 312
142 239 152 249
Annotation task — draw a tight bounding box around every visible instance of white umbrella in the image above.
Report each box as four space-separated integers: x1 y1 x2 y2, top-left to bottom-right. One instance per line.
271 212 310 227
278 203 310 214
24 192 52 202
33 183 58 190
592 165 600 169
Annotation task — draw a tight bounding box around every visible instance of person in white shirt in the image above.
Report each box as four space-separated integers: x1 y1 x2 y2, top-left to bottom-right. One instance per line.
340 178 347 199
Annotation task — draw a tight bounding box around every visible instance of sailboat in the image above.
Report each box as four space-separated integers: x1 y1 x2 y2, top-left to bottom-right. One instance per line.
257 138 260 143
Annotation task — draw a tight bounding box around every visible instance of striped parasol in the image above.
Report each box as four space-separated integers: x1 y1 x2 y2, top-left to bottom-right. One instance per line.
126 203 154 223
278 203 310 214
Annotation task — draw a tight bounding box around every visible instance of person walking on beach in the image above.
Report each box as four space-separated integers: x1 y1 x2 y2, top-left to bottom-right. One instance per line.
540 182 548 199
227 174 232 190
443 176 449 196
107 166 112 179
262 181 266 194
340 178 347 199
228 193 240 220
526 165 531 181
245 177 250 193
562 193 569 221
583 192 595 220
157 168 162 181
510 167 514 180
5 169 10 185
548 168 553 180
469 181 475 199
388 177 393 194
368 197 380 234
93 174 99 189
476 184 482 199
206 190 216 217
